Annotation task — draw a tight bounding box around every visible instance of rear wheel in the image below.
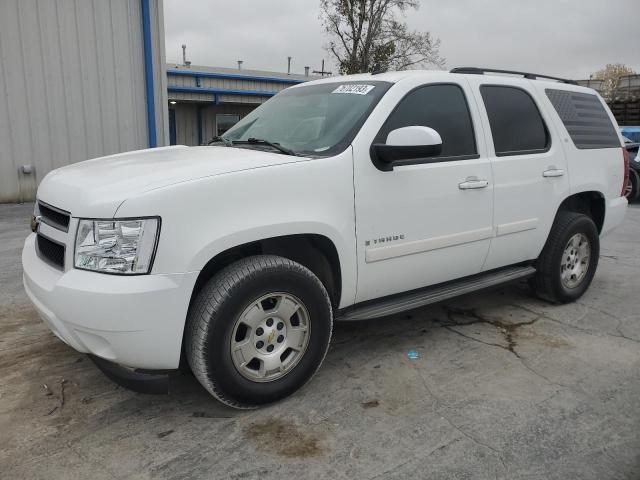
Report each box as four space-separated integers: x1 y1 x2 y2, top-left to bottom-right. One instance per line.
185 255 333 409
531 211 599 303
625 169 639 202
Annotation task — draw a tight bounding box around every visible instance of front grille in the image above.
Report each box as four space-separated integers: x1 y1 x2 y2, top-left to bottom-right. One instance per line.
36 234 65 270
38 201 70 232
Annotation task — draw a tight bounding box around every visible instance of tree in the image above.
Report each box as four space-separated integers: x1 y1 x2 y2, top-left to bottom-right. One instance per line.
320 0 444 75
592 63 637 101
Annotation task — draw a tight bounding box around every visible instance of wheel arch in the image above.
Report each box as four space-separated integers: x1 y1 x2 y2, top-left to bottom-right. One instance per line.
189 233 343 311
556 190 605 234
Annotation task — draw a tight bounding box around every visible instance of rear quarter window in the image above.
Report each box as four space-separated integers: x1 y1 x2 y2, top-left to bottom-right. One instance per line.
545 89 620 149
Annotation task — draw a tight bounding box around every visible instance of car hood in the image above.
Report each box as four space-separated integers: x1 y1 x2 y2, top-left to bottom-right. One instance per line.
37 145 307 217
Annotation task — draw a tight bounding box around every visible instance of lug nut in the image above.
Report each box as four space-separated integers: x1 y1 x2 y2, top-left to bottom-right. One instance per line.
277 322 284 330
266 318 274 327
256 327 264 336
267 344 274 352
277 335 284 343
256 341 264 349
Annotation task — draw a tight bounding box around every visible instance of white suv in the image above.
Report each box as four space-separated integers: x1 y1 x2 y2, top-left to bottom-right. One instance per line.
23 67 628 408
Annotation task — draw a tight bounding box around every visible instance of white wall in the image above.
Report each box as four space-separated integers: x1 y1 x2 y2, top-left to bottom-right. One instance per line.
0 0 168 203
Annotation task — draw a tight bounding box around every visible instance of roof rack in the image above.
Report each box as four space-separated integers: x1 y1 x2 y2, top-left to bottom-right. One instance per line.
450 67 577 85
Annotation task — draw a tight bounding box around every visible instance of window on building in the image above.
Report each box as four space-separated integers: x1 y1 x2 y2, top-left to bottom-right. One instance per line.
374 84 477 159
217 114 240 136
480 86 549 156
545 89 619 149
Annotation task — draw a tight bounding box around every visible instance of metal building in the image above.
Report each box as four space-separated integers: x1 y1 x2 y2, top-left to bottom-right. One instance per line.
167 65 316 146
0 0 168 203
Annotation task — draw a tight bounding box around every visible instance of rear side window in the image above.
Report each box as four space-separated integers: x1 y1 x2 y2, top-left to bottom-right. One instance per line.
545 89 620 149
375 84 477 159
480 86 549 156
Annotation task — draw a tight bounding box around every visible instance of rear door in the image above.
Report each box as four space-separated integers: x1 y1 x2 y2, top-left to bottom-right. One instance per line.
466 76 571 271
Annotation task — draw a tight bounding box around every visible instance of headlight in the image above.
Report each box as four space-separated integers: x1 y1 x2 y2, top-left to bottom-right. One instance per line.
74 218 160 275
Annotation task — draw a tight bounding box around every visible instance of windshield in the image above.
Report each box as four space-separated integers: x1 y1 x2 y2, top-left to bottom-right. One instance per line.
221 81 392 157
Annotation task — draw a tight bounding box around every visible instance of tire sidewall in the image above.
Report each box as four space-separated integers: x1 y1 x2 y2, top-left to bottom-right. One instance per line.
200 265 331 406
550 216 599 302
628 169 639 202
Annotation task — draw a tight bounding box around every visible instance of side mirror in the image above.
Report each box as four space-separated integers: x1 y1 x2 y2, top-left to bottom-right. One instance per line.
371 126 443 170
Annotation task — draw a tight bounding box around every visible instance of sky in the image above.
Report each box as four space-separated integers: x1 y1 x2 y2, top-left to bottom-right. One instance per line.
164 0 639 80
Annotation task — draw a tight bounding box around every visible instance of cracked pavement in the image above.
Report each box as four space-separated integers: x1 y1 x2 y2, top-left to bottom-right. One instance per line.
1 202 639 479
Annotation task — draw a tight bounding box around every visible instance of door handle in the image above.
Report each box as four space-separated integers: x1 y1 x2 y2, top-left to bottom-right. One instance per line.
543 168 565 178
459 177 489 190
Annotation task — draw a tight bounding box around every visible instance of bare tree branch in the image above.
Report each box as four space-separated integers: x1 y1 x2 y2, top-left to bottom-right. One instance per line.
592 63 637 102
321 0 444 74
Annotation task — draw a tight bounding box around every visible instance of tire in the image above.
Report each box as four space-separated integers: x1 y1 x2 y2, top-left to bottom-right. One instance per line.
185 255 333 409
626 169 639 202
530 211 599 304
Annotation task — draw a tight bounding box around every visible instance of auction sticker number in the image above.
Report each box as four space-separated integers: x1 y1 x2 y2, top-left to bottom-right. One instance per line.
332 84 375 95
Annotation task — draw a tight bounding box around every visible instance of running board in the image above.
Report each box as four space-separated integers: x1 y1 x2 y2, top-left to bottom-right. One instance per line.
337 265 536 321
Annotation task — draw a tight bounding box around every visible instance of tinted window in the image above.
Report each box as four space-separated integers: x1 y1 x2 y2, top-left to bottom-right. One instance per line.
375 84 477 158
546 89 620 149
480 86 549 156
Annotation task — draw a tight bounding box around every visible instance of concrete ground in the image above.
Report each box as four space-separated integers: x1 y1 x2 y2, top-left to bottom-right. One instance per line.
1 202 639 480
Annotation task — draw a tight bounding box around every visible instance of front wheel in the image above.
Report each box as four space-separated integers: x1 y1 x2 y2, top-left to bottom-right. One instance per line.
531 211 599 303
185 255 333 409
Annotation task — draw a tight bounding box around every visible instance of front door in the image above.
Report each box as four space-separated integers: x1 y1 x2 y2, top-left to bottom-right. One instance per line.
352 80 494 303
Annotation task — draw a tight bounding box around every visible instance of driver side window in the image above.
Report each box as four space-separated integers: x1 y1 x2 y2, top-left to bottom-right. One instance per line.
374 83 478 160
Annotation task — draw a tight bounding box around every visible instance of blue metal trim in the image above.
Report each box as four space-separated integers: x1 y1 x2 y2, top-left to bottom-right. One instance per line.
196 105 203 145
167 69 304 85
141 0 157 147
168 85 277 97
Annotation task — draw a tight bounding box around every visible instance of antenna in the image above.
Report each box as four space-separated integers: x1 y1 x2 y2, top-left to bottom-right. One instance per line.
181 44 190 67
312 59 332 77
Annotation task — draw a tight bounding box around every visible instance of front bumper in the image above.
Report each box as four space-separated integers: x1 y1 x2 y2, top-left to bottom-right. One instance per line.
89 355 170 394
22 233 198 369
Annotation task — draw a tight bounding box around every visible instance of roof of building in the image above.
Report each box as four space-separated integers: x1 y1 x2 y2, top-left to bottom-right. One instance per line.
167 63 320 82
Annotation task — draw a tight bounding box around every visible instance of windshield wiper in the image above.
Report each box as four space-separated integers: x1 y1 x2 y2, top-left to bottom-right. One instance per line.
234 138 298 156
206 136 233 146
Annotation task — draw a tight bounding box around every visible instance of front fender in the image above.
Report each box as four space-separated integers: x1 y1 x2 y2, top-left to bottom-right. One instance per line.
115 151 358 307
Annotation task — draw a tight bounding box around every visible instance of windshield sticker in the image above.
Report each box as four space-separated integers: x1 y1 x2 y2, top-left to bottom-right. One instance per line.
332 84 375 95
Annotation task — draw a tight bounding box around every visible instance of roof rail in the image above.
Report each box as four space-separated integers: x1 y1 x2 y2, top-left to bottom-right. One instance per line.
450 67 577 85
